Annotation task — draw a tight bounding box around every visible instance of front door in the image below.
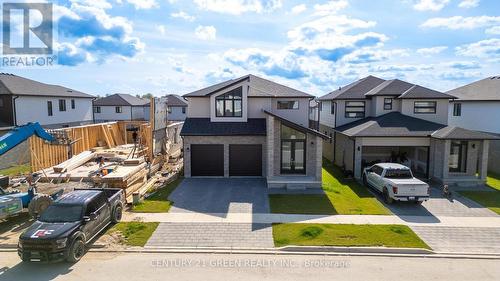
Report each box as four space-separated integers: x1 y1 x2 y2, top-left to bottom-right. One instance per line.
280 124 306 174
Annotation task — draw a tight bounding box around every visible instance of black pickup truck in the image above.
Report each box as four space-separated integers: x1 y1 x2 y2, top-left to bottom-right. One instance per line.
18 188 124 263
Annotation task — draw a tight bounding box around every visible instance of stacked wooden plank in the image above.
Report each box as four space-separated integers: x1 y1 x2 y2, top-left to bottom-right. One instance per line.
100 163 148 200
52 151 94 173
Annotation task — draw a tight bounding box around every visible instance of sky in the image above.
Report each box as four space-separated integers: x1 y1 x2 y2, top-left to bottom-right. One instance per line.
2 0 500 97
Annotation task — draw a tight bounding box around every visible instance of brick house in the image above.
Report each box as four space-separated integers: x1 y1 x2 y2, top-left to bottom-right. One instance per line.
181 74 329 189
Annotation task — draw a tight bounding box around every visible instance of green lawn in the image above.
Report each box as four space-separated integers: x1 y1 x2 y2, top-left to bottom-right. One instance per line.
269 159 390 215
131 178 182 213
108 222 159 247
0 164 31 176
458 173 500 215
273 223 430 249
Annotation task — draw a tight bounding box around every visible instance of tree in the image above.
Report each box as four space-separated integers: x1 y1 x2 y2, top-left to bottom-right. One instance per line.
142 93 153 99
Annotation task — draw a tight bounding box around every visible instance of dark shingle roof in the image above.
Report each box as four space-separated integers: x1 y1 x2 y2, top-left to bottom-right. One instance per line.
365 79 414 96
398 85 456 99
431 126 500 140
183 74 312 98
263 110 330 139
0 73 94 98
318 75 386 101
93 94 150 106
446 76 500 101
334 112 446 137
166 94 188 107
180 118 266 136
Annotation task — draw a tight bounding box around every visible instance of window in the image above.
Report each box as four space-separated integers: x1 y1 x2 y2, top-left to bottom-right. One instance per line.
281 124 306 174
215 87 242 117
47 101 53 116
167 107 172 114
453 103 462 116
71 99 75 109
371 165 383 176
182 107 186 114
414 101 436 114
277 100 299 110
384 98 393 110
449 141 468 173
331 102 335 114
58 99 66 111
115 106 122 113
345 101 365 118
94 106 101 113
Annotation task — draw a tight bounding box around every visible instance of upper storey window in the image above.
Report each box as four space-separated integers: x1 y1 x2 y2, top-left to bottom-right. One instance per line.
277 100 299 110
414 101 436 114
345 101 365 118
215 87 243 117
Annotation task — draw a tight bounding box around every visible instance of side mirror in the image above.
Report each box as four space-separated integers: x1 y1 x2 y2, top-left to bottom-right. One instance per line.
83 216 91 222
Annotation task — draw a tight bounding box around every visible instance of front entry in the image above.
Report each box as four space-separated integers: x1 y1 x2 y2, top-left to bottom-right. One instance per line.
280 124 306 174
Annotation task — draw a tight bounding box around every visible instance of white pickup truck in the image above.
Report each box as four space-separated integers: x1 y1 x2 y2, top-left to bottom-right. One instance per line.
362 163 430 204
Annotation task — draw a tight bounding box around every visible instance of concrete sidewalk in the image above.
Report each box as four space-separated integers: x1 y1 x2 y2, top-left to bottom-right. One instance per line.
123 212 500 228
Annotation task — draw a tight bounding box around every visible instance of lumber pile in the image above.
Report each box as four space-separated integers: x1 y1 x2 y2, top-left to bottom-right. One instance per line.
53 151 94 173
100 163 149 200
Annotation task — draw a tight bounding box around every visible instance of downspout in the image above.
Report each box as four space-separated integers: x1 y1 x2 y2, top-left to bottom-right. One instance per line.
92 97 97 124
12 95 19 126
352 137 356 177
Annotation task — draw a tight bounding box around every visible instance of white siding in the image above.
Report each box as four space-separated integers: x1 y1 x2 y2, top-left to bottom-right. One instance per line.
15 96 93 126
168 106 187 121
94 105 132 121
371 96 402 116
248 98 272 118
448 101 500 134
186 97 210 118
319 101 336 127
271 97 310 126
401 99 448 125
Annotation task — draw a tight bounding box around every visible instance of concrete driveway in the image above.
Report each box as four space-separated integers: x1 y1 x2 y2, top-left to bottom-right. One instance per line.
146 178 274 248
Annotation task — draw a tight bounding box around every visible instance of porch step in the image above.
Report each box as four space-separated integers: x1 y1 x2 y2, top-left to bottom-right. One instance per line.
286 183 307 190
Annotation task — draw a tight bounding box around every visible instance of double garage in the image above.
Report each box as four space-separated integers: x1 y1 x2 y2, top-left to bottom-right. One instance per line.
190 143 264 177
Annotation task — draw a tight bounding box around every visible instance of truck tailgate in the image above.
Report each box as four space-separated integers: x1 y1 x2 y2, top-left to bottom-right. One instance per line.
388 179 429 196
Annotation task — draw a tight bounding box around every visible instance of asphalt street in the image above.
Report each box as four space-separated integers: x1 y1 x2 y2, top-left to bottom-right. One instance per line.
0 251 499 281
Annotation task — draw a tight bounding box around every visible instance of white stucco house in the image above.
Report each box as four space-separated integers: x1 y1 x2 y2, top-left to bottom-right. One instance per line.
447 76 500 174
181 74 328 189
318 76 499 186
166 94 188 121
0 73 94 128
93 94 150 122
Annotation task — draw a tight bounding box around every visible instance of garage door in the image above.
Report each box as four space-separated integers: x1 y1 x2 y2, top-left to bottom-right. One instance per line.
191 144 224 176
229 144 262 176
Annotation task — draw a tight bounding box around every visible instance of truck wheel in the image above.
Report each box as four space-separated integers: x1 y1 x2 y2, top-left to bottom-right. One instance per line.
383 189 393 204
66 238 85 263
28 194 53 218
111 204 123 223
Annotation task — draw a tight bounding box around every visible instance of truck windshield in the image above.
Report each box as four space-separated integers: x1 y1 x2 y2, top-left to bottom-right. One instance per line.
39 204 83 223
384 169 413 179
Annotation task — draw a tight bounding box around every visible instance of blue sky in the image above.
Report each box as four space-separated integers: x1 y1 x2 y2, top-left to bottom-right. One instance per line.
4 0 500 97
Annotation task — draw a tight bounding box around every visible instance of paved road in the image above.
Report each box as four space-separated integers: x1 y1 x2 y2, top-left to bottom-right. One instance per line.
0 252 499 281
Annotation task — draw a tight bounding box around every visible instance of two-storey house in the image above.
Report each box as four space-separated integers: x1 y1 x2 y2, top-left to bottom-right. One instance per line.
318 76 499 186
181 74 328 189
166 94 188 121
93 94 150 122
447 76 500 174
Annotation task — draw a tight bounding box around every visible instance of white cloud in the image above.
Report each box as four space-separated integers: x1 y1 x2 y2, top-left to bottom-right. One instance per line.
416 46 448 56
421 15 500 29
171 11 196 21
458 0 479 8
313 0 348 16
290 4 306 15
157 25 166 35
122 0 158 9
456 38 500 58
413 0 450 11
193 0 282 15
195 25 217 40
486 26 500 35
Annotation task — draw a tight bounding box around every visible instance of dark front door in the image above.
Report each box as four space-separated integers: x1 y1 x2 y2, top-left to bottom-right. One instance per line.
229 144 262 176
191 144 224 176
281 140 306 174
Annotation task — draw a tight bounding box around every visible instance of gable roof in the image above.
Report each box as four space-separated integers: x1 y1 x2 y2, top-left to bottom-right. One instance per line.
0 73 94 98
93 94 150 106
180 118 266 136
183 74 313 98
334 112 446 137
319 76 454 101
446 76 500 101
318 75 386 101
166 94 188 107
